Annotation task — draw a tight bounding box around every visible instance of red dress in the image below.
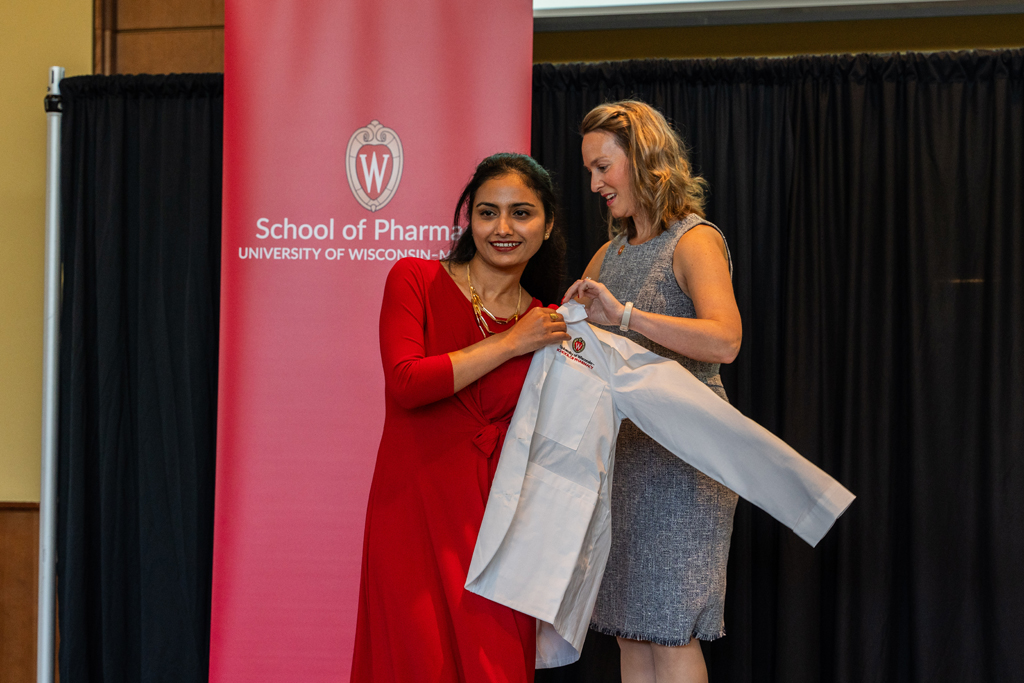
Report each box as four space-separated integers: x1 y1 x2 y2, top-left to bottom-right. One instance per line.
351 258 537 683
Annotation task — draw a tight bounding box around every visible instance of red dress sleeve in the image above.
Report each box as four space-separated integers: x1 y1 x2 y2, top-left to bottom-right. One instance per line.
378 259 455 410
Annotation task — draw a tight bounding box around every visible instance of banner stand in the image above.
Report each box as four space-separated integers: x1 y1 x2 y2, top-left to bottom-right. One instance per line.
211 3 533 679
38 64 64 683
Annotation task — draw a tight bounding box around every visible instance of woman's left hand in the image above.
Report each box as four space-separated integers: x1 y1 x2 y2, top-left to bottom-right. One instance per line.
562 278 626 327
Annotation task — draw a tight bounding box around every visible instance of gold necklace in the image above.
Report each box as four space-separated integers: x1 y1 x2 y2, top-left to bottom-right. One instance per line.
467 264 522 338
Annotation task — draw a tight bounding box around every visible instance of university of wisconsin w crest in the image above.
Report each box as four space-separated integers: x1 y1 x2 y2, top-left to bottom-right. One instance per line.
346 120 403 212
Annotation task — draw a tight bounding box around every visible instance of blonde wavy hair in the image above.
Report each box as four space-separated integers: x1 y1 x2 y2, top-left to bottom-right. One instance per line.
581 100 708 238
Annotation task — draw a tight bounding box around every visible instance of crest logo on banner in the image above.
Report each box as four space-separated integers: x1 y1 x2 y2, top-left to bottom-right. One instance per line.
346 120 404 212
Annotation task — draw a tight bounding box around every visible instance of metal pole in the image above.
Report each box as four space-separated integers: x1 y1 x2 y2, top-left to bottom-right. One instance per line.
38 65 64 683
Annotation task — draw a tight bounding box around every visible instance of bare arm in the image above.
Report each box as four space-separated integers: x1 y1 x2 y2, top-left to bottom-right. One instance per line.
634 226 742 363
582 242 610 281
562 226 742 364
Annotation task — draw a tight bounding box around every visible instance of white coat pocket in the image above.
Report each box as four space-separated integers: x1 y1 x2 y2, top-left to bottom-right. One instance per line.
534 358 605 451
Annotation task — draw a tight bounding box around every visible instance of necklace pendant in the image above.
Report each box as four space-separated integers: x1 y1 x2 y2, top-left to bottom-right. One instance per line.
466 262 522 334
617 244 626 255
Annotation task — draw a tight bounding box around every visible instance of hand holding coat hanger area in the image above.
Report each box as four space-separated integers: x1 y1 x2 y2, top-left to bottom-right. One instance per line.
466 300 856 668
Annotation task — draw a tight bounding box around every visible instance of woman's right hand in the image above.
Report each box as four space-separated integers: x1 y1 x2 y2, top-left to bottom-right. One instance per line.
501 307 571 356
561 277 627 328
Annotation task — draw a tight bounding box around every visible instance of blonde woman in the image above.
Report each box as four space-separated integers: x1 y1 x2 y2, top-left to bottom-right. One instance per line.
563 100 742 683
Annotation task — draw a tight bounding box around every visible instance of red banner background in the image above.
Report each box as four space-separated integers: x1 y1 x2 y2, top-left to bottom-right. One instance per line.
210 2 533 680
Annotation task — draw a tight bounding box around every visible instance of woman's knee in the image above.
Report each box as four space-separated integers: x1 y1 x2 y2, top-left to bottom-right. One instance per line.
650 638 707 679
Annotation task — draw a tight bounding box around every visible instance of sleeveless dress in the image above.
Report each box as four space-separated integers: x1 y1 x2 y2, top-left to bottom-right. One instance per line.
351 258 537 682
589 215 739 646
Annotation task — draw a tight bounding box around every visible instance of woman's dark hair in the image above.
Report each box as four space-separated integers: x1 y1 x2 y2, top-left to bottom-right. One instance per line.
446 153 566 305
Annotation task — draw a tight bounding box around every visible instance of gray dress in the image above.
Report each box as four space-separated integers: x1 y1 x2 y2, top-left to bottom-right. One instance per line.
589 215 739 646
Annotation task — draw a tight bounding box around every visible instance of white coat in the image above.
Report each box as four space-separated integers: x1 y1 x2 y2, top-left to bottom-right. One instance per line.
465 300 855 668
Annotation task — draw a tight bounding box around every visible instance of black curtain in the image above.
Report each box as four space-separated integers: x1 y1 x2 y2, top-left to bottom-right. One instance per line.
57 75 223 683
56 50 1024 683
532 51 1024 683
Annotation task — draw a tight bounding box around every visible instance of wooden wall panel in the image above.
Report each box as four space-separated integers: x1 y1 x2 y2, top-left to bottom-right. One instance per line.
118 0 224 30
117 28 225 74
0 505 39 683
96 0 1024 75
94 0 225 74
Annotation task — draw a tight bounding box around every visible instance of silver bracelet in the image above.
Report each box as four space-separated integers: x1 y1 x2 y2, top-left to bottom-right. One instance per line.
619 301 634 331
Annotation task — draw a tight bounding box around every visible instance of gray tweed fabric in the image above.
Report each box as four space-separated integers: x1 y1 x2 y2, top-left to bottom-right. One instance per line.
590 215 739 646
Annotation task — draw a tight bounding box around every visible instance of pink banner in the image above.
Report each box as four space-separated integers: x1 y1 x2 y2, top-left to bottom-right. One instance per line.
210 2 533 680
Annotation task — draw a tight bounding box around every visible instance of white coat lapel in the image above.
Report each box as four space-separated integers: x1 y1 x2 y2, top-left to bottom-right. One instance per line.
466 302 589 585
465 344 557 586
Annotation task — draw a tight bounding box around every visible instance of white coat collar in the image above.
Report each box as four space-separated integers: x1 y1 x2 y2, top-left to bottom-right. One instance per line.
556 299 588 323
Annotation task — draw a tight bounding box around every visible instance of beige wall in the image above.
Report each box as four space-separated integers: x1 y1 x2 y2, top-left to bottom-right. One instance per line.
0 0 92 502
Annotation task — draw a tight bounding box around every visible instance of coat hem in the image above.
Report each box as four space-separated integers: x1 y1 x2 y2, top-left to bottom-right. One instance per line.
589 623 726 647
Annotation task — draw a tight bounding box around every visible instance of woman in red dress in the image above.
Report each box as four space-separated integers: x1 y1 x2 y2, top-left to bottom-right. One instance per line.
351 154 570 683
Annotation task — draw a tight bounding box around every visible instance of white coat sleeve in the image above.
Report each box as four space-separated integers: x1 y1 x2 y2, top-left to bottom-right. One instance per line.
602 333 854 547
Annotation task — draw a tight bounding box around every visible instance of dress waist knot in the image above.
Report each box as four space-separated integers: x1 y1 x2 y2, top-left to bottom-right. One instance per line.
472 421 509 460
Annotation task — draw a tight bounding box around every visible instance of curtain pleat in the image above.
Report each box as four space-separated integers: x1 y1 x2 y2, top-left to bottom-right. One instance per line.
532 51 1024 683
57 74 223 683
56 51 1024 683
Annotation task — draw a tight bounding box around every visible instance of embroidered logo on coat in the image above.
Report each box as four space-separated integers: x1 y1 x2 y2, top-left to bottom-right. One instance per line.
559 337 595 370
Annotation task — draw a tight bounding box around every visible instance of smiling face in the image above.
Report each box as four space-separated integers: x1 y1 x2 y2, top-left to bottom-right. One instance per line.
582 130 638 221
469 173 552 273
